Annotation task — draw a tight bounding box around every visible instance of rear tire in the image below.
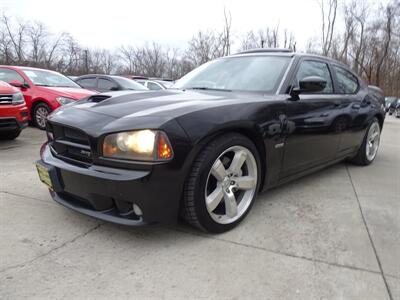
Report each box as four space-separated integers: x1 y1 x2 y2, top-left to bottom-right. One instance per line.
33 103 51 130
0 129 21 140
349 118 381 166
183 133 261 233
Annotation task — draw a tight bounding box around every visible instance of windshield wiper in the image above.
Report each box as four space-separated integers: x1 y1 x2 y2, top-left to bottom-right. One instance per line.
187 87 232 92
35 84 52 87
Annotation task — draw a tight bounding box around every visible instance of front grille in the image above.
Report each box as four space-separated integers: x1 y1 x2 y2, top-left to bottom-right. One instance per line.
0 94 13 105
48 123 93 165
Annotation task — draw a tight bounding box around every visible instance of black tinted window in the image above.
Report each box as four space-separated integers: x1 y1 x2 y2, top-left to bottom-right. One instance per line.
295 60 333 93
98 78 118 90
0 68 25 83
333 66 359 94
77 78 96 89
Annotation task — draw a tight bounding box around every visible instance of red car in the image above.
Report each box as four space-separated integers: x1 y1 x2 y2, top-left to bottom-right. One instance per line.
0 81 29 140
0 66 96 129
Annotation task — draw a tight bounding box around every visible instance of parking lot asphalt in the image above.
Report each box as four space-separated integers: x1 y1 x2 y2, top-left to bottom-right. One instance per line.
0 117 399 300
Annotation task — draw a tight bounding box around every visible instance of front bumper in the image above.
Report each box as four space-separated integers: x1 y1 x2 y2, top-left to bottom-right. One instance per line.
38 144 185 225
0 117 28 132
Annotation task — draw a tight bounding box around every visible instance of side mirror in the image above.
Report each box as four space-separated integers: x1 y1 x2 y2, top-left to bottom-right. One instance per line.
290 76 327 99
9 80 29 89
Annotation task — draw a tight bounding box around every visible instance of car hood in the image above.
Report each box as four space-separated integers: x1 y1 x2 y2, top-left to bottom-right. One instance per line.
66 90 279 118
36 86 96 99
48 90 283 136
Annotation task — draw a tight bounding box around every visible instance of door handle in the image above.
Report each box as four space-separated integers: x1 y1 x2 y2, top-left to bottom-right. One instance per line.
352 103 361 109
279 114 288 131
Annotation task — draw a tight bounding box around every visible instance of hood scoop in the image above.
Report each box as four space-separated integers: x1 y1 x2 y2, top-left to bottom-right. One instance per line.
87 95 111 103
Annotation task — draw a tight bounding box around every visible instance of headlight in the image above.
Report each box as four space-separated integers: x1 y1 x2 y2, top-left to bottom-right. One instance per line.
56 96 75 105
102 130 173 161
12 92 25 104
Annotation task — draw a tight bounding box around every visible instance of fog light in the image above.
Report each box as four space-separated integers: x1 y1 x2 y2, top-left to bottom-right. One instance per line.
133 204 143 216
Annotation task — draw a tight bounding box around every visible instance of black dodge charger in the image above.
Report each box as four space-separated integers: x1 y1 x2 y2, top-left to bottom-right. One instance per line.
36 49 385 233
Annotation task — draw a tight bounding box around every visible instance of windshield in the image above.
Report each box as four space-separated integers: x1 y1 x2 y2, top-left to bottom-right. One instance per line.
174 55 291 93
22 69 80 88
113 76 148 90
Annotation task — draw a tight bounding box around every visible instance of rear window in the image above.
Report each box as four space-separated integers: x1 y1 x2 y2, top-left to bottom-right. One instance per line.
333 66 359 94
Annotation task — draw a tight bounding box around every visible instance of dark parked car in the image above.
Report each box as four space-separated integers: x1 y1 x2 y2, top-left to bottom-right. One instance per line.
386 97 399 115
67 75 79 81
36 49 385 233
75 74 148 93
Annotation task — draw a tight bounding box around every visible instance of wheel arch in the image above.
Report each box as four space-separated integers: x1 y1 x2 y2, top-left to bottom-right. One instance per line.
374 113 384 130
30 98 51 117
183 124 268 193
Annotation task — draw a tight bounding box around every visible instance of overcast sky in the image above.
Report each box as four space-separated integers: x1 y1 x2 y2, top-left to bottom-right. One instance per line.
1 0 387 52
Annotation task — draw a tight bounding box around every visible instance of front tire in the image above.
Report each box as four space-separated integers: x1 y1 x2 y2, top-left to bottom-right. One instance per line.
33 103 51 130
183 133 261 233
349 118 381 165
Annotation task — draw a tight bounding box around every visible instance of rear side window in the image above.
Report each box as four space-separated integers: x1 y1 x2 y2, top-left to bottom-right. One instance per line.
77 77 96 89
0 68 25 83
98 78 118 90
295 60 333 94
333 66 359 94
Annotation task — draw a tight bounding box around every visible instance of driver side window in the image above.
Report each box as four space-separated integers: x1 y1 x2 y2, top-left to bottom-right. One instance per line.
295 60 333 94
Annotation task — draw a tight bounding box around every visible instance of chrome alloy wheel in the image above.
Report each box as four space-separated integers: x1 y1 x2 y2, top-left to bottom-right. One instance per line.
205 146 258 224
35 107 49 129
366 122 380 162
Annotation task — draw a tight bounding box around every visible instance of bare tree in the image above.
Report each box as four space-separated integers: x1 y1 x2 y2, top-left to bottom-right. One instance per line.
186 30 224 66
1 13 27 63
319 0 338 55
240 26 296 51
0 3 399 92
221 7 232 56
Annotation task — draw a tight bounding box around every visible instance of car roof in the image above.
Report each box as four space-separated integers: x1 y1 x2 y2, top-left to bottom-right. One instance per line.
233 49 345 63
77 74 128 79
230 49 356 75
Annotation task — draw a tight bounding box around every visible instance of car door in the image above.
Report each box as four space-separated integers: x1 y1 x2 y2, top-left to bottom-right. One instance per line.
331 65 366 155
281 59 344 177
97 78 119 92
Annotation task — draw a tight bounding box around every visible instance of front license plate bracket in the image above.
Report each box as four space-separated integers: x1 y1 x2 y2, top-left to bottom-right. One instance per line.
35 161 63 193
